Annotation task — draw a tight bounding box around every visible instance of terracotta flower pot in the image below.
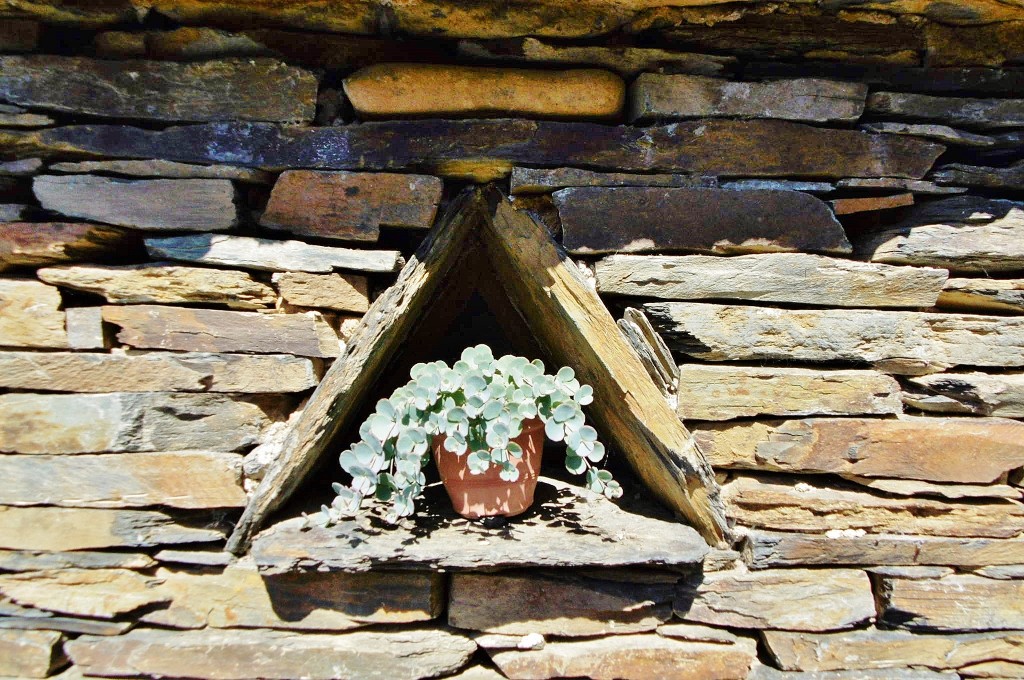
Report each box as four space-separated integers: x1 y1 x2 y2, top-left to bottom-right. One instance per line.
433 418 544 519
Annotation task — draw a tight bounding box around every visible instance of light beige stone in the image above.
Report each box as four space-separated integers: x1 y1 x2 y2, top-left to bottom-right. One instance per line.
143 560 441 629
844 477 1021 500
38 264 276 309
0 392 276 453
644 302 1024 374
0 279 66 349
0 568 167 619
67 628 476 680
879 575 1024 631
677 568 874 631
0 549 154 572
0 451 245 509
693 416 1024 483
723 475 1024 538
0 506 226 551
830 193 915 215
677 366 901 421
0 351 320 393
596 253 946 308
273 272 370 313
904 372 1024 417
344 63 625 120
656 622 740 644
65 307 107 350
938 278 1024 314
0 629 65 679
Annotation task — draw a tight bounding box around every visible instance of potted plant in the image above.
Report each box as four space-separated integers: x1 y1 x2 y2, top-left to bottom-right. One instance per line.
317 344 622 525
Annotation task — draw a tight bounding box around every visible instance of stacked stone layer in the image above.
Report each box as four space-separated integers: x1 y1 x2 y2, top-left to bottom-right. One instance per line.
1 4 1023 679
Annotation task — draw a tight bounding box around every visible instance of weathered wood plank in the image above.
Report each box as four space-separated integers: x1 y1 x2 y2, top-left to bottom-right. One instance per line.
616 308 678 400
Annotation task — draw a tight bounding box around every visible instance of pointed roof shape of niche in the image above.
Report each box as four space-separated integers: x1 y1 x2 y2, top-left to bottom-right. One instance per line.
226 187 727 554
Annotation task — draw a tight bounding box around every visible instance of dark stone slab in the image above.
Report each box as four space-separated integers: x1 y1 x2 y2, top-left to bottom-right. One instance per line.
555 187 851 255
744 63 1024 96
867 91 1024 129
250 479 708 574
932 160 1024 190
21 119 944 180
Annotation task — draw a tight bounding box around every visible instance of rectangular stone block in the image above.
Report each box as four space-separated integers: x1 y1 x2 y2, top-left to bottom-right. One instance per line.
723 475 1024 538
0 629 64 678
904 372 1024 418
938 278 1024 314
867 91 1024 129
694 416 1024 483
596 253 945 307
0 279 66 349
0 392 277 453
0 55 317 123
0 506 227 551
448 572 673 637
879 575 1024 631
144 562 442 629
744 530 1024 569
34 175 238 231
630 75 867 123
272 272 370 313
677 366 901 421
0 451 245 509
0 549 154 572
510 167 717 194
65 307 108 350
145 233 402 273
66 628 476 680
343 64 625 120
855 196 1024 273
50 159 273 183
830 193 915 215
0 222 127 271
260 170 443 241
676 569 874 632
644 302 1024 375
0 351 320 393
555 187 850 255
103 305 341 358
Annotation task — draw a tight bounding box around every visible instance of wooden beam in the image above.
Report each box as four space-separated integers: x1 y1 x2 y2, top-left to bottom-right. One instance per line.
480 190 728 545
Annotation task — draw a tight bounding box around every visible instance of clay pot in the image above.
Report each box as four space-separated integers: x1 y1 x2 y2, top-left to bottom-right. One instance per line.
433 418 544 519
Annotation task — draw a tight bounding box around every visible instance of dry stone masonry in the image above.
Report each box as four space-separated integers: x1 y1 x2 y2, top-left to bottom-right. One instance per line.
1 1 1023 678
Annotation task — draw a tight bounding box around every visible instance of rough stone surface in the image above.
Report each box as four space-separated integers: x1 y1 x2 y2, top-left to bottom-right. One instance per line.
0 18 39 52
830 193 915 215
66 628 476 680
457 38 736 78
22 119 945 180
645 302 1024 374
0 614 131 637
103 305 340 358
0 222 128 271
0 55 316 123
260 170 443 241
676 569 874 631
879 575 1024 631
904 372 1024 418
65 307 107 350
556 188 850 255
34 175 238 231
844 477 1022 500
0 569 167 619
855 196 1024 273
488 634 755 680
449 571 673 636
656 622 740 644
272 272 370 313
867 91 1024 129
938 278 1024 314
836 177 967 195
38 264 275 309
932 160 1024 191
676 366 901 421
749 667 955 680
720 179 834 192
0 392 277 453
0 629 64 679
861 122 996 147
723 475 1024 538
344 64 625 120
0 158 42 176
0 549 154 572
630 75 866 123
596 253 944 307
694 416 1024 483
510 167 717 194
143 561 441 629
49 159 272 183
0 204 31 221
251 479 708 574
0 451 245 509
764 628 1024 673
0 507 227 551
145 233 402 273
744 530 1024 569
0 351 319 393
0 105 53 127
0 279 66 349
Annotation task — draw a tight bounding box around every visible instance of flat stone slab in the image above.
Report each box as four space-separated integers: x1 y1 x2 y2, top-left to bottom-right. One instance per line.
510 167 717 194
938 278 1024 314
867 91 1024 129
50 159 273 183
0 222 128 271
251 479 708 574
903 372 1024 418
878 574 1024 631
931 160 1024 190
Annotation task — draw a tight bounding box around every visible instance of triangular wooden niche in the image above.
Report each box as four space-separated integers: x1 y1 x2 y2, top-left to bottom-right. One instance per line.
226 187 727 554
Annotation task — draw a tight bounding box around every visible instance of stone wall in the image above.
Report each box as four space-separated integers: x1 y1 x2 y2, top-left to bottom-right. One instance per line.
1 3 1023 678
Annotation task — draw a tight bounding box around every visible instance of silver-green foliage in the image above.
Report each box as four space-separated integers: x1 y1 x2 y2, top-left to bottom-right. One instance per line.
319 344 622 525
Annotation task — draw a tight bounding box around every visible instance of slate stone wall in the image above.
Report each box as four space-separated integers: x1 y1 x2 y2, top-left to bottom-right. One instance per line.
1 4 1023 678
